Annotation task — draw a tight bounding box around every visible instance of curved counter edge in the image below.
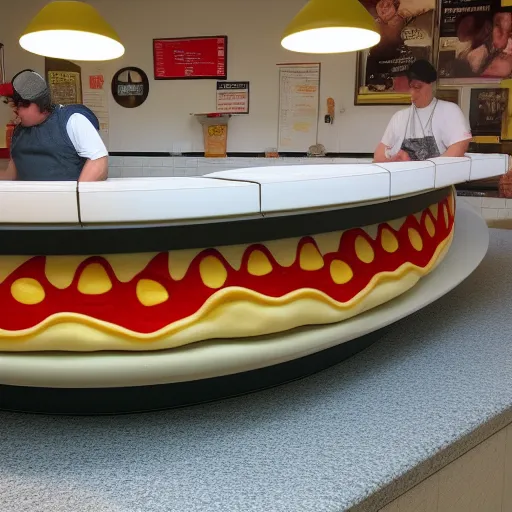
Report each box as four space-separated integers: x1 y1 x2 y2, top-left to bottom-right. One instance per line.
0 187 451 254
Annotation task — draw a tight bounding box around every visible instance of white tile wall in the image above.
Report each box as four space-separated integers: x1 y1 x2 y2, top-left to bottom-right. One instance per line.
379 426 510 512
459 196 512 221
107 156 375 179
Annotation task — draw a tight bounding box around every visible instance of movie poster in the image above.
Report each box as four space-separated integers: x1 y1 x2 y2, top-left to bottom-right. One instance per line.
469 87 509 134
438 0 512 81
356 0 436 104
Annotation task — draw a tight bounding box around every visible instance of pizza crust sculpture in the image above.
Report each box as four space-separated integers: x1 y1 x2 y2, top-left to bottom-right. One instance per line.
0 191 455 352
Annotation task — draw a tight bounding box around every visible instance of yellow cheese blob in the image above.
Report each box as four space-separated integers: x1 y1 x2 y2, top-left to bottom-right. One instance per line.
330 260 353 285
45 256 85 289
299 243 324 271
381 228 398 254
199 256 228 289
136 279 169 307
448 194 454 216
78 264 112 295
425 216 436 237
443 205 450 228
11 278 45 305
355 235 374 264
408 228 423 251
0 257 30 285
247 250 273 276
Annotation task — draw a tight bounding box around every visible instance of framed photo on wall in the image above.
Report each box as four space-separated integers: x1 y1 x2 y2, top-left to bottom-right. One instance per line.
438 0 512 84
469 87 509 136
45 57 82 105
354 0 436 105
435 86 462 105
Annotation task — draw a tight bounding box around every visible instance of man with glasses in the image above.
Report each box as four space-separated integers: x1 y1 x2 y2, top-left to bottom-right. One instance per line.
0 69 108 181
373 59 472 162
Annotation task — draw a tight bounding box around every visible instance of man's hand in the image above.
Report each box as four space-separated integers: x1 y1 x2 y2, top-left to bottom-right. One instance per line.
0 159 17 180
390 150 411 162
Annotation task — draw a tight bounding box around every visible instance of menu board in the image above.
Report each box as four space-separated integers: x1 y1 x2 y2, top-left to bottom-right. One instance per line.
153 36 227 80
216 82 249 113
277 64 320 153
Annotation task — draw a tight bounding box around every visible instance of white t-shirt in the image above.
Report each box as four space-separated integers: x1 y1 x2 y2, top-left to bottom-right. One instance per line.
381 99 472 157
66 113 108 161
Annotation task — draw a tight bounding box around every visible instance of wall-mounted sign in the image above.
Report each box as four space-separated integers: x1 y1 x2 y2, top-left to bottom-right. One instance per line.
153 36 227 80
45 57 82 105
216 81 249 114
89 75 104 90
111 67 149 108
48 70 82 105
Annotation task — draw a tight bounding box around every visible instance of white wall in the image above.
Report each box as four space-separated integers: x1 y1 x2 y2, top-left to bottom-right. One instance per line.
0 0 412 154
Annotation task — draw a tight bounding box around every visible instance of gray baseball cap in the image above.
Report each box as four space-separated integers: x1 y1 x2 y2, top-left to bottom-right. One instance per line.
12 69 49 102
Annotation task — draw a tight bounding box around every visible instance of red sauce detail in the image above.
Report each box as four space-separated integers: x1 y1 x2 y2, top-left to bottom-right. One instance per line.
0 198 454 334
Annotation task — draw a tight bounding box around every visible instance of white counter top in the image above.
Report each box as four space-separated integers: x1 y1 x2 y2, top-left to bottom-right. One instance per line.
0 154 506 224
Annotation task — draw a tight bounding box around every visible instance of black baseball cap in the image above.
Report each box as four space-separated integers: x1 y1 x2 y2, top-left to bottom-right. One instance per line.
405 59 438 84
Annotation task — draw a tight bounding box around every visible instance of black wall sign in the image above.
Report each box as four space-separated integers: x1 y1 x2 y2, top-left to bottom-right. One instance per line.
111 67 149 108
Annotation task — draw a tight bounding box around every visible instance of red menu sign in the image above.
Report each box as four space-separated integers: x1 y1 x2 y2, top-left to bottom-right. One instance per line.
153 36 227 80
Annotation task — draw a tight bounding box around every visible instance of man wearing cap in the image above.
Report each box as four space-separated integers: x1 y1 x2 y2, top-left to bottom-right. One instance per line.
0 69 108 181
373 59 472 163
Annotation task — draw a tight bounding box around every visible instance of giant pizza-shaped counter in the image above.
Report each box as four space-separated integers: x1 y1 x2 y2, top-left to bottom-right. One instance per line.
0 154 505 414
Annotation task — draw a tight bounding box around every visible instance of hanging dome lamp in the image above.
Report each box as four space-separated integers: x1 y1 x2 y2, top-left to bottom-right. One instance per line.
281 0 381 54
19 1 125 61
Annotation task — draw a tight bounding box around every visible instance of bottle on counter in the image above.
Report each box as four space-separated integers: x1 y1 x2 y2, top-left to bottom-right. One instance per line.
5 122 15 150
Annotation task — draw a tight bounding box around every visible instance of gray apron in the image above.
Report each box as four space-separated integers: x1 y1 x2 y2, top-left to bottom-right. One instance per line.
401 99 441 161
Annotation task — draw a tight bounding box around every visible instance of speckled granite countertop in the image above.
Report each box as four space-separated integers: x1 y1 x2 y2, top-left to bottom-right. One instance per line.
0 229 511 512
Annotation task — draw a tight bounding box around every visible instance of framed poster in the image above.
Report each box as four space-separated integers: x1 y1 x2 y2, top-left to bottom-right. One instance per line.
47 71 82 105
355 0 436 105
153 36 227 80
438 0 512 84
216 81 249 113
469 87 509 135
436 86 462 105
45 57 82 105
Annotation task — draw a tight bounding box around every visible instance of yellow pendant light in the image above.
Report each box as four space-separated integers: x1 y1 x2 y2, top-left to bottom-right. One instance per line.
19 1 125 61
281 0 381 54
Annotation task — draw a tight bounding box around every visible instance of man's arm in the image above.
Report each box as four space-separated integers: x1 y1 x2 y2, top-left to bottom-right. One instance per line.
66 113 109 182
373 112 409 162
0 159 17 180
78 156 108 182
441 139 471 158
439 103 472 158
